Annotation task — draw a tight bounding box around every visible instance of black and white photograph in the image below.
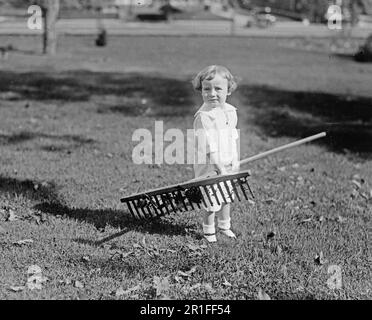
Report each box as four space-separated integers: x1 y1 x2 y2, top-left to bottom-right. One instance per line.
0 0 371 308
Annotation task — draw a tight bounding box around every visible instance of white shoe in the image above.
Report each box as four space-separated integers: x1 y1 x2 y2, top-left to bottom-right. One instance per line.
219 228 237 239
203 233 217 243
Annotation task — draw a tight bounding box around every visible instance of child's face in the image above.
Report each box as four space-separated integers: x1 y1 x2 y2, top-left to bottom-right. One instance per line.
201 73 230 108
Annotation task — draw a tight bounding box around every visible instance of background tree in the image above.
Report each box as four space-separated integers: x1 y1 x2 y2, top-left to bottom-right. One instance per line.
0 0 108 55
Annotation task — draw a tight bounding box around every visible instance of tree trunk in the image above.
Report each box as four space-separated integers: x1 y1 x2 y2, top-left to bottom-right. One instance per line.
42 0 60 55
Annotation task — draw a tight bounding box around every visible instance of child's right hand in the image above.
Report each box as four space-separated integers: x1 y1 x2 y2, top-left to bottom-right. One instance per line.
217 166 228 175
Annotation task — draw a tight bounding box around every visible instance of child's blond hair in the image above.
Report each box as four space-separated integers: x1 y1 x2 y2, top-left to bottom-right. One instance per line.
192 65 238 93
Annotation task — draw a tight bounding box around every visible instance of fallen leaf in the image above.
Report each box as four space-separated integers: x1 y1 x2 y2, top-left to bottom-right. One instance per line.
153 276 170 297
360 193 369 200
276 245 283 255
185 243 199 251
115 284 140 297
27 265 42 275
337 215 347 223
351 180 362 189
248 199 256 205
115 287 126 297
190 283 201 290
351 189 360 198
177 271 190 278
82 256 90 262
119 251 133 259
277 166 286 172
141 236 147 248
14 239 34 246
281 265 287 277
40 181 49 188
264 198 276 205
222 278 232 287
27 274 48 290
9 286 25 292
203 283 215 293
74 280 84 289
177 266 197 278
314 251 327 265
6 209 18 222
257 288 271 300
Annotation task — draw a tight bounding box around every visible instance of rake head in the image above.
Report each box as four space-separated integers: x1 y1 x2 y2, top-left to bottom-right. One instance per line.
120 170 253 220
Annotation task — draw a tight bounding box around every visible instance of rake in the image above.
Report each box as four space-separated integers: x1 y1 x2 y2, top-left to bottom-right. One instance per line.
120 132 326 219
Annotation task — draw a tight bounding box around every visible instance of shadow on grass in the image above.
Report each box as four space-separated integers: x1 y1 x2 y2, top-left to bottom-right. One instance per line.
1 69 371 156
0 174 191 241
0 131 95 146
0 70 196 117
238 84 372 158
0 176 60 203
0 131 96 154
34 202 191 244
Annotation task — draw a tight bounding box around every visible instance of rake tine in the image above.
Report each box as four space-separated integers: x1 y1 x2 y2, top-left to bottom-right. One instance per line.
223 180 234 202
216 183 228 204
142 195 154 218
146 200 156 218
185 190 195 211
150 195 162 216
139 198 151 219
160 194 171 216
203 185 214 207
230 179 241 201
135 199 147 219
195 200 201 209
132 201 143 219
198 186 208 207
153 195 165 216
245 180 255 199
237 178 249 200
165 193 177 213
210 184 221 206
126 201 137 219
177 190 188 211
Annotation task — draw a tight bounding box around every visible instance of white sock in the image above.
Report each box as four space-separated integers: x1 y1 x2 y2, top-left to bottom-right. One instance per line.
217 219 236 238
203 224 217 242
217 218 231 230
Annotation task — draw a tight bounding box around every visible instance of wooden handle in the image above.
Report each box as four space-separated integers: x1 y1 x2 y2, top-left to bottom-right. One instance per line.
190 132 326 181
239 132 326 166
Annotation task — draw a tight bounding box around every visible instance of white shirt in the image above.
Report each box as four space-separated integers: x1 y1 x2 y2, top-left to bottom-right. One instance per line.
193 103 239 177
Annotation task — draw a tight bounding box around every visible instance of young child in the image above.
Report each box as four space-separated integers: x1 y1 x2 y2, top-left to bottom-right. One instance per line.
192 65 240 243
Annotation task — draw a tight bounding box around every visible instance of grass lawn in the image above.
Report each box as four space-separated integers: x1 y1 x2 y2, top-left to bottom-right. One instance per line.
0 35 371 300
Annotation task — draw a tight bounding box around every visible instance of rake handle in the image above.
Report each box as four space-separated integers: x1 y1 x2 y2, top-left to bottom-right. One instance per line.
192 132 326 181
239 132 326 166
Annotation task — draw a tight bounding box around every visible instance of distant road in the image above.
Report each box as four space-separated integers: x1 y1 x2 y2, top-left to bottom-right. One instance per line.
1 17 371 38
